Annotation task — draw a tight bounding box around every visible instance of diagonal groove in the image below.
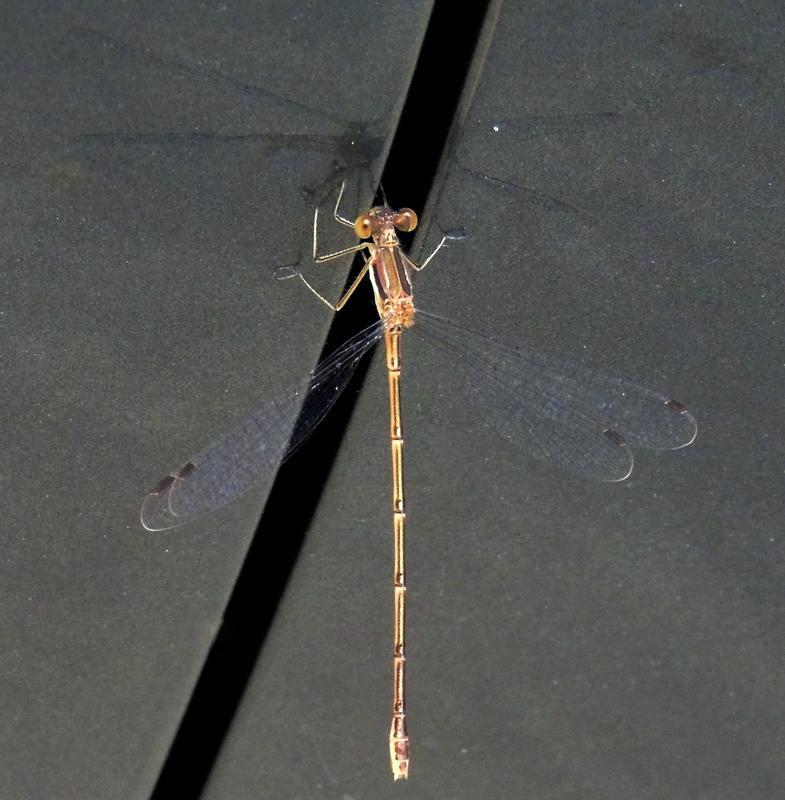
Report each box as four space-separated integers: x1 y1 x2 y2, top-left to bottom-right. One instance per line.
149 1 494 796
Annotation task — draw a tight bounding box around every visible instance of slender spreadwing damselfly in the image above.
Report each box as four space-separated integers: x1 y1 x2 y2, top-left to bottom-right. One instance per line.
141 182 697 780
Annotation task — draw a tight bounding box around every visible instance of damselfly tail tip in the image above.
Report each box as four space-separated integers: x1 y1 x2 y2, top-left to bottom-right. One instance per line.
391 753 409 781
389 719 409 780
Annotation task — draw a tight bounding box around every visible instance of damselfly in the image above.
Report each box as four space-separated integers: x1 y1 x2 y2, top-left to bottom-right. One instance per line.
141 182 697 779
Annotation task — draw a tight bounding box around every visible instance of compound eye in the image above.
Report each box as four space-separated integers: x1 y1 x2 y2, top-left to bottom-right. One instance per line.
393 208 418 232
354 215 372 239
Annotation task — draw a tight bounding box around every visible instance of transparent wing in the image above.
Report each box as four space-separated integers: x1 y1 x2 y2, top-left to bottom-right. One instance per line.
141 319 385 531
413 310 696 481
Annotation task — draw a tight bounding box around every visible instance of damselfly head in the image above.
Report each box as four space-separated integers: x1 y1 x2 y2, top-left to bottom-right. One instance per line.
354 206 419 240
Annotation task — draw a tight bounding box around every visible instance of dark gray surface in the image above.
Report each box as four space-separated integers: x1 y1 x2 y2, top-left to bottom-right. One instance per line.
200 1 785 798
1 2 432 798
